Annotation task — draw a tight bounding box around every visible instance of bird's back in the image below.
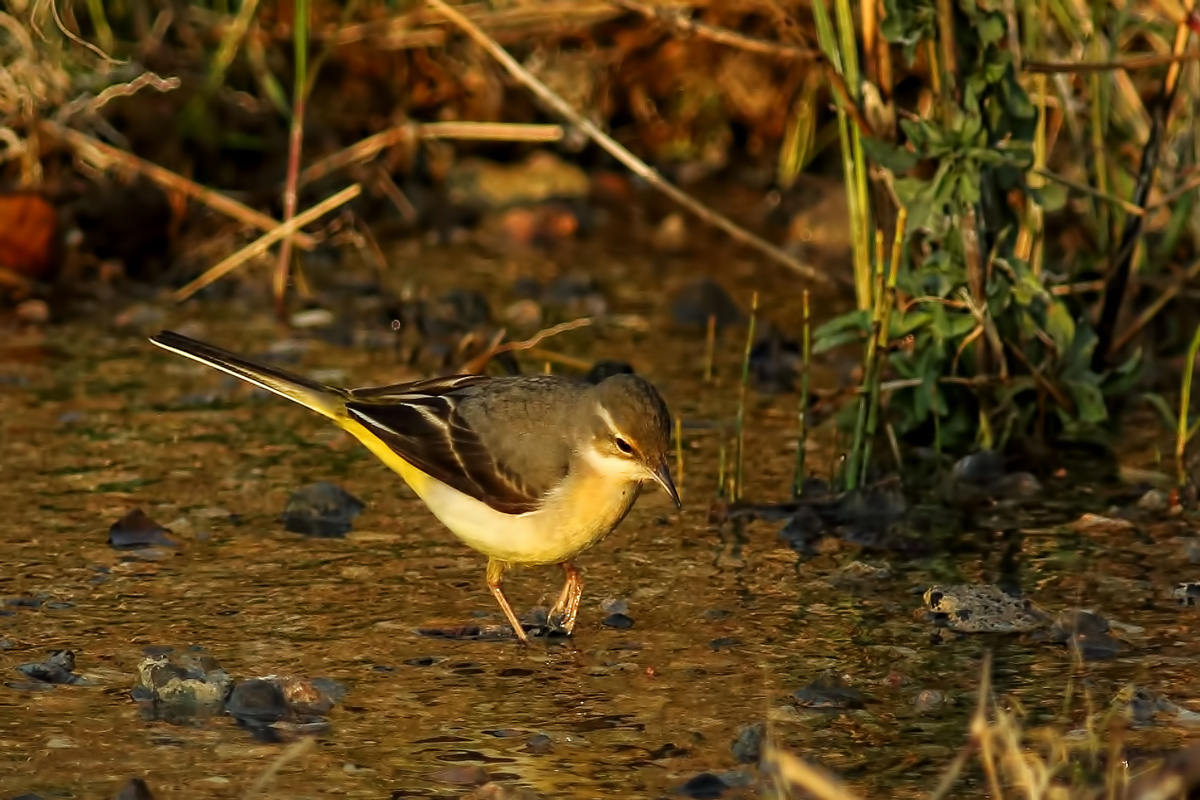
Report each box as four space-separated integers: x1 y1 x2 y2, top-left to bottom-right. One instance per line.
453 375 589 499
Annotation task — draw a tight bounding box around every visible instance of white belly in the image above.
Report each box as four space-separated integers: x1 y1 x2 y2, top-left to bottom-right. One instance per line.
416 471 640 565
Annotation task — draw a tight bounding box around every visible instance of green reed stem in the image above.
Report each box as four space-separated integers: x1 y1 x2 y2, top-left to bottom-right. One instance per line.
793 290 811 496
734 293 759 502
84 0 113 55
1176 322 1200 486
813 0 873 309
274 0 310 320
860 211 907 486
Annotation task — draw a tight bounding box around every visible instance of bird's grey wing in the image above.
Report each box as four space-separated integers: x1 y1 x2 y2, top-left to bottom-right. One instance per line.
343 375 553 515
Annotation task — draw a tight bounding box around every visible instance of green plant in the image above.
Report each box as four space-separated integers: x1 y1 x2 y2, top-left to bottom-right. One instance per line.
814 0 1154 468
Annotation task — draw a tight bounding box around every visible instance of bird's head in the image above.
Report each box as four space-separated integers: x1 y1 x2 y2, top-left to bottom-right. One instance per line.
580 373 681 508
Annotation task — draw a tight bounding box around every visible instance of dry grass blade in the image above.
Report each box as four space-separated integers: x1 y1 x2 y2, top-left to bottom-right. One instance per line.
762 739 864 800
458 317 592 374
40 121 319 251
424 0 832 286
242 736 316 797
299 121 564 188
174 183 363 302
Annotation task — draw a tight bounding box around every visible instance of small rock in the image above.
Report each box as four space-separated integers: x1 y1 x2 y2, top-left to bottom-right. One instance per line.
1137 489 1170 512
525 733 553 754
652 212 687 253
913 689 945 714
431 765 491 786
601 613 634 629
290 308 335 329
952 450 1005 485
730 722 764 764
1172 582 1200 606
226 678 289 725
114 777 156 800
1045 609 1121 658
669 278 745 330
133 654 232 722
16 299 50 324
749 331 802 394
108 509 179 550
600 597 629 615
675 772 727 799
794 671 865 709
17 650 84 685
281 482 365 538
1071 513 1136 535
46 736 75 749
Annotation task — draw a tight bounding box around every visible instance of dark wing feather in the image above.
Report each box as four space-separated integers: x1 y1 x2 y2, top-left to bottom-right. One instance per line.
344 376 543 515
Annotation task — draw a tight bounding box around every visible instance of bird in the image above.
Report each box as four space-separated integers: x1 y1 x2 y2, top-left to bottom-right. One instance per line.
148 330 681 643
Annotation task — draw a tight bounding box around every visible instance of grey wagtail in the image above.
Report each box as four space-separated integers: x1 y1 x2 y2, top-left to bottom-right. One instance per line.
149 330 680 643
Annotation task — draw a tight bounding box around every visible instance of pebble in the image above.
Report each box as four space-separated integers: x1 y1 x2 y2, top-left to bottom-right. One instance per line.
730 722 763 764
602 613 634 629
669 278 745 330
675 772 728 799
1137 489 1170 512
281 482 365 538
108 508 179 550
16 299 50 324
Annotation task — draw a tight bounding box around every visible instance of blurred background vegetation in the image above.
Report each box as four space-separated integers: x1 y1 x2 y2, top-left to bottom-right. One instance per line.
1 0 1199 484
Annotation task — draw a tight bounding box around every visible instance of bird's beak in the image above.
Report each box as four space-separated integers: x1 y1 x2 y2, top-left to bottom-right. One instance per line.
648 458 682 509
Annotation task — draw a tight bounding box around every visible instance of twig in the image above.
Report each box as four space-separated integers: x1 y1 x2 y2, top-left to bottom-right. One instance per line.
298 121 563 188
55 72 181 122
458 317 593 373
606 0 818 61
1023 50 1200 74
174 183 362 302
425 0 832 286
1112 255 1200 352
40 121 318 251
1033 167 1145 216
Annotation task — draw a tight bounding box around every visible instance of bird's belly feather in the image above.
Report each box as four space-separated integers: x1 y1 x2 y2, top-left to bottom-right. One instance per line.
342 417 637 564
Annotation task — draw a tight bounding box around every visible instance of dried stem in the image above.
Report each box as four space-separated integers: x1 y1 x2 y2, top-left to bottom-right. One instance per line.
424 0 832 285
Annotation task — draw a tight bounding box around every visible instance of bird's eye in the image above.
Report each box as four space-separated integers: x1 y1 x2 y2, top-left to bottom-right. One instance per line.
614 436 634 455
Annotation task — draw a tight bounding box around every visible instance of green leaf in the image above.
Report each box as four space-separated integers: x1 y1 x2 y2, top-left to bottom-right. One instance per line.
862 136 920 173
1044 301 1075 354
1065 379 1108 424
1141 392 1178 430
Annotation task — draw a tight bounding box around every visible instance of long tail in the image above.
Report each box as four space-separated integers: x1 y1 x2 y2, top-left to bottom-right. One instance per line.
149 330 347 420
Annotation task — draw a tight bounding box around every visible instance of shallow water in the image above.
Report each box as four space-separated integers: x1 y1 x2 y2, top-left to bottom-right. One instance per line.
2 245 1198 798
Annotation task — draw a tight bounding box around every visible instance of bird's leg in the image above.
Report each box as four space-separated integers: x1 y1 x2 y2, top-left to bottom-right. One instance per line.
486 558 529 644
548 561 584 634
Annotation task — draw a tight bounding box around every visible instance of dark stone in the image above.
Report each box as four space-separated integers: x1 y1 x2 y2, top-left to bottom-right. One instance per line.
731 722 764 764
794 671 865 710
16 650 83 685
670 278 745 330
280 482 365 538
525 733 553 754
114 777 156 800
676 772 727 799
226 678 289 724
602 613 634 629
108 508 179 549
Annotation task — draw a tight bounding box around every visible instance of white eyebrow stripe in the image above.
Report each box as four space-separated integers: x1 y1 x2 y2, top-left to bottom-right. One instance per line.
596 404 619 436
